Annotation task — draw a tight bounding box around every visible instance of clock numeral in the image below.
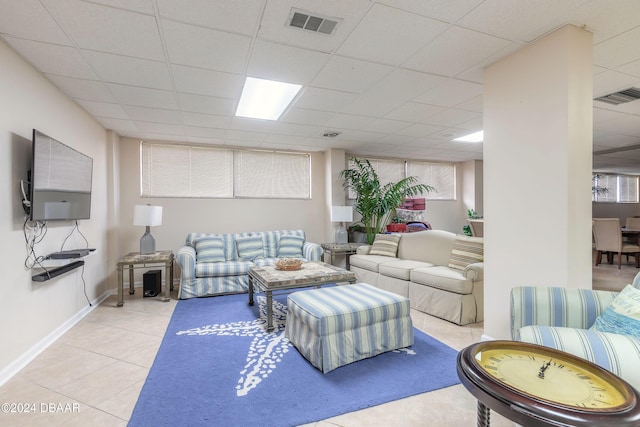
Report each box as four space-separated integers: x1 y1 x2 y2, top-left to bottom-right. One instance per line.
553 362 565 369
528 355 536 361
489 357 501 363
484 365 498 371
578 374 591 381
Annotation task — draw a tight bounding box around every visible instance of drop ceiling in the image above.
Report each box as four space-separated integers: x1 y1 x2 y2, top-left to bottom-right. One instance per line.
1 0 640 173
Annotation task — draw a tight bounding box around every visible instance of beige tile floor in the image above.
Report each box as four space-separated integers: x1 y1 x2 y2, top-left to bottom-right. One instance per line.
0 256 636 427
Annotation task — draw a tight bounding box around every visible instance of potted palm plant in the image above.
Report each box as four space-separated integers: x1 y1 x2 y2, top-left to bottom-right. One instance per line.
340 158 434 244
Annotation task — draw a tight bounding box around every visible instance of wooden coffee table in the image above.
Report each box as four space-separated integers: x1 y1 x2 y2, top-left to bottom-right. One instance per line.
248 261 357 332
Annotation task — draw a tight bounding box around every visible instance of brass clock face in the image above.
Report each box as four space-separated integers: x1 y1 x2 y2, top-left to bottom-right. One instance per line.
471 341 631 412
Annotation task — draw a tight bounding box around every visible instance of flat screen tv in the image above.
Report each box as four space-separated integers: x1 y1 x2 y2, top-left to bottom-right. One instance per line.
30 129 93 221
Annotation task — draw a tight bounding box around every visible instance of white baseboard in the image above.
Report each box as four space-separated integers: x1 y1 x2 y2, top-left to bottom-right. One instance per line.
0 289 112 387
480 333 496 342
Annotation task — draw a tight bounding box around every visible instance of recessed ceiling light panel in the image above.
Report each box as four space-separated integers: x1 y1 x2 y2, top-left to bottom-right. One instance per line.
453 130 484 143
235 77 302 121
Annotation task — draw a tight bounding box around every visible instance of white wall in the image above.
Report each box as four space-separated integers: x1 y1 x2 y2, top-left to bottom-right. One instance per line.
0 40 110 379
116 138 328 277
484 26 593 340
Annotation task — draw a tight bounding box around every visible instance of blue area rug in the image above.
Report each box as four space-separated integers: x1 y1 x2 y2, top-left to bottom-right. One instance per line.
129 290 460 427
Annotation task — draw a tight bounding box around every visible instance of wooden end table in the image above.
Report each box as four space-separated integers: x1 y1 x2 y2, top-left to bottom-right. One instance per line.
248 261 356 332
321 243 364 269
116 250 174 307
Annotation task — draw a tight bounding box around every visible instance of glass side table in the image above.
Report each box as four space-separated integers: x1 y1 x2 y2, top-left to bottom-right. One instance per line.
321 243 365 270
116 250 174 307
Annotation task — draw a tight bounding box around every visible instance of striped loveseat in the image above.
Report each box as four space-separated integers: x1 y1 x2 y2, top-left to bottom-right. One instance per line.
177 230 323 299
510 273 640 391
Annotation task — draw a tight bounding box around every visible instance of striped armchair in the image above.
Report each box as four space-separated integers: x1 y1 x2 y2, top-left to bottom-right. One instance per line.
510 273 640 391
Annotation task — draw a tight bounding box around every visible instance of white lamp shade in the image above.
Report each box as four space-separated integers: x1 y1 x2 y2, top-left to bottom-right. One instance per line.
133 205 163 226
331 206 353 222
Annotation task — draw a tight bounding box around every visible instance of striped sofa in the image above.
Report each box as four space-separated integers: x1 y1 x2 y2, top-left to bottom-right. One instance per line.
510 274 640 391
177 230 323 299
349 230 484 325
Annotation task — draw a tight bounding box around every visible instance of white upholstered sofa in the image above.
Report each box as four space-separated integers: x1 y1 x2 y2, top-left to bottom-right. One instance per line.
349 230 484 325
177 230 323 299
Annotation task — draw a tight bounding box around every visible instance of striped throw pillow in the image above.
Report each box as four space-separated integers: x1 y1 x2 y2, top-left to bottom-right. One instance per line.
369 234 401 257
448 235 483 270
195 238 226 263
278 235 304 258
235 236 264 261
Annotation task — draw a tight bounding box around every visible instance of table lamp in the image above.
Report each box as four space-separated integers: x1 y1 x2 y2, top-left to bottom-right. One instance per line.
134 205 163 254
331 206 353 244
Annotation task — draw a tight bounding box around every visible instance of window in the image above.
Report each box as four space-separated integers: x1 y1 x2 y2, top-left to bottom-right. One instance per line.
347 157 456 200
593 174 639 203
141 142 311 199
407 161 456 200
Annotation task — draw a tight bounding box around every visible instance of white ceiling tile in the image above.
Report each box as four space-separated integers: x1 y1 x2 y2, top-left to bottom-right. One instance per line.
96 117 139 133
124 106 182 124
75 99 129 119
312 56 394 93
162 19 251 73
593 70 640 98
423 108 480 127
178 93 236 116
337 3 448 65
293 87 359 112
455 95 483 112
0 0 71 45
87 0 155 15
3 37 98 79
404 26 512 77
365 119 411 134
415 79 483 107
171 65 243 98
594 26 640 68
47 75 116 102
182 112 231 129
247 39 330 84
396 123 447 138
182 126 228 140
339 93 405 117
324 113 374 131
135 122 184 135
82 50 172 89
618 59 640 79
574 0 640 43
385 102 446 122
457 0 590 42
376 0 484 23
43 0 165 60
281 108 335 126
157 0 263 35
106 84 177 109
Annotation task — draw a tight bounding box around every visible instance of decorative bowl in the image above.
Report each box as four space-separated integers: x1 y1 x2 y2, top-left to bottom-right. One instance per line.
275 258 303 271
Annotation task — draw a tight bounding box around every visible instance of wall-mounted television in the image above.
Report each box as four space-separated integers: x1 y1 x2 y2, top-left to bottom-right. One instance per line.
30 129 93 221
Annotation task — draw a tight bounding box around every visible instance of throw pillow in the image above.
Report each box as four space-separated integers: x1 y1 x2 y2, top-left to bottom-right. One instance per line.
278 235 304 258
195 238 226 263
369 234 401 257
448 235 484 271
591 285 640 338
235 235 264 261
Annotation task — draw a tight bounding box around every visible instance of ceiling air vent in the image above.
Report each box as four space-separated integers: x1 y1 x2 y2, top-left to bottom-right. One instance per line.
594 87 640 105
288 9 340 35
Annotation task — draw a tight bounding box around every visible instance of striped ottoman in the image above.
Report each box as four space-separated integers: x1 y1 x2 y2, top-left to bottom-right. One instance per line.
285 283 414 373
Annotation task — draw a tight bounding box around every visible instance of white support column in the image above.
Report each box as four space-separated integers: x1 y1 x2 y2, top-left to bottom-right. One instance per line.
483 25 593 340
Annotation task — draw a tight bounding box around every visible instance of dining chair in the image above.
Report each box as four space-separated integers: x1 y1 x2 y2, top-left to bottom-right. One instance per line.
625 217 640 229
468 219 484 237
592 218 640 269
